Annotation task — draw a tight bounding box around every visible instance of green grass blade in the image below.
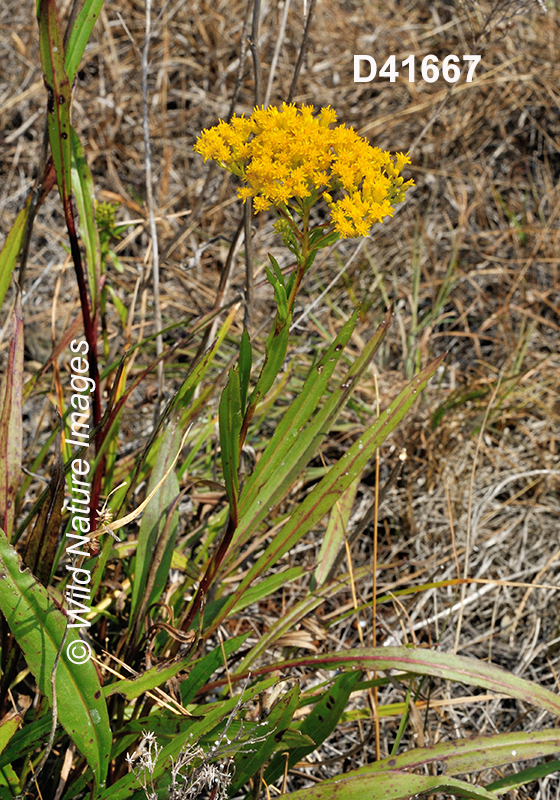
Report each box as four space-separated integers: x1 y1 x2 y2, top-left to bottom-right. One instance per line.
64 0 105 84
0 296 23 540
0 533 111 791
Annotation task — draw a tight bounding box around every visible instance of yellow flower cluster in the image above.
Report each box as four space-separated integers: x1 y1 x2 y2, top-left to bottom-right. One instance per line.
194 103 413 238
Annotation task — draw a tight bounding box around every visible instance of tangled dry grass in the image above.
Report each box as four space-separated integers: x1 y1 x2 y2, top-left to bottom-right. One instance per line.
1 0 560 796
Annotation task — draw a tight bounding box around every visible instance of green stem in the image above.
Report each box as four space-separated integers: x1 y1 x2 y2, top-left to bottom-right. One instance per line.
287 204 310 312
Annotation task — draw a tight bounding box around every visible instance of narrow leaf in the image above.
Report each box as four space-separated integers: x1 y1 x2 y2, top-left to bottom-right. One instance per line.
250 646 560 718
64 0 105 84
219 368 242 515
103 653 194 701
0 714 21 756
314 473 360 587
239 329 252 411
486 759 560 792
99 678 278 800
283 770 497 800
129 414 182 627
38 0 72 208
71 126 101 307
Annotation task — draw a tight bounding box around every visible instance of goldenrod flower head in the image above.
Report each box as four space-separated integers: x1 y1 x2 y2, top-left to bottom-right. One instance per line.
194 104 413 239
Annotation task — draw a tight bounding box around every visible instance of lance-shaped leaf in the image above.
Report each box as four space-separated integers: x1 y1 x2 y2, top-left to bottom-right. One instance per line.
0 533 111 791
246 647 560 718
239 329 252 411
129 413 182 628
210 353 444 634
0 294 23 539
314 473 361 587
64 0 105 84
281 770 498 800
227 307 390 561
486 759 560 793
38 0 72 210
219 367 242 518
0 208 29 312
71 127 101 308
103 653 194 701
342 727 560 778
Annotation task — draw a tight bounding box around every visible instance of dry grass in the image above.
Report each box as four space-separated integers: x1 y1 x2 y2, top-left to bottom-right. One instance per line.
1 0 560 796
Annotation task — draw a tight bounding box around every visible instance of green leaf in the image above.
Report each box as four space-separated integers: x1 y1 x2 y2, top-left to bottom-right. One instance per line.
239 330 252 411
0 206 27 312
230 685 300 793
244 302 291 419
21 427 64 585
219 368 242 516
0 533 111 792
347 727 560 778
0 715 21 757
64 0 105 84
259 646 560 718
228 307 390 563
264 671 360 785
103 653 194 701
265 266 289 322
38 0 72 210
0 296 23 540
71 126 101 307
129 413 182 628
229 309 361 558
283 771 498 800
486 759 560 793
181 632 250 705
313 473 360 587
0 714 52 769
